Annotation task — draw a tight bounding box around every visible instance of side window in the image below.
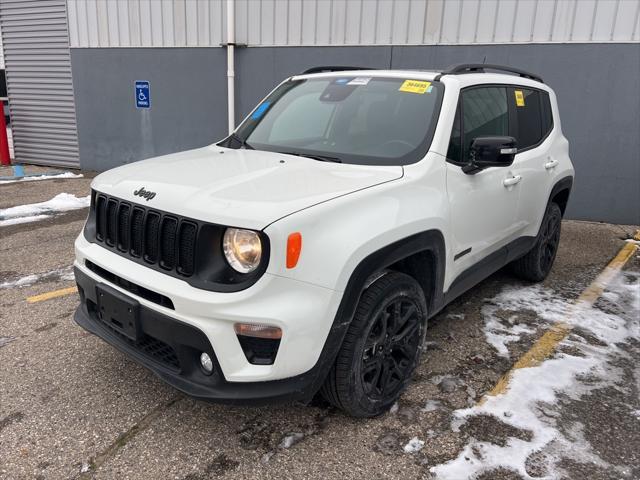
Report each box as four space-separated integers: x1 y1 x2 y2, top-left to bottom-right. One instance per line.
512 88 543 149
540 91 554 137
461 87 508 161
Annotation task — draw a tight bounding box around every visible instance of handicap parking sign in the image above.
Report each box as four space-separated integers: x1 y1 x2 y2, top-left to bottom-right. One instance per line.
135 81 150 109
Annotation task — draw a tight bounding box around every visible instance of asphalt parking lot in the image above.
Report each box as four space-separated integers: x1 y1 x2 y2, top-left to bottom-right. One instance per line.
1 170 639 480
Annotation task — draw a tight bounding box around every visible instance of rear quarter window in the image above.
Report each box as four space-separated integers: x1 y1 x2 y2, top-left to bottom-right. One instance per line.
510 87 554 151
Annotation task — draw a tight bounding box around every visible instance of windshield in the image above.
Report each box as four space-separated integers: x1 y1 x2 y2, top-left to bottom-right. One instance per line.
225 76 444 166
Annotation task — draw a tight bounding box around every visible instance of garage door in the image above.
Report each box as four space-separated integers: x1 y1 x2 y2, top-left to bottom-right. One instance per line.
0 0 79 168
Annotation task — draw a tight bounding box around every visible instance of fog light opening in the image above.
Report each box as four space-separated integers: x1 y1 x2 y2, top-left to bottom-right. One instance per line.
199 352 214 375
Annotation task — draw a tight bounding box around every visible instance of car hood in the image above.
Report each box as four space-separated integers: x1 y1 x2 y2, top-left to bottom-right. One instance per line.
91 146 403 230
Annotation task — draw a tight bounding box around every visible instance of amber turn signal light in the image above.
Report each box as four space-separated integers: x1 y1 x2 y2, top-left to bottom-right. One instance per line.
234 323 282 339
286 232 302 269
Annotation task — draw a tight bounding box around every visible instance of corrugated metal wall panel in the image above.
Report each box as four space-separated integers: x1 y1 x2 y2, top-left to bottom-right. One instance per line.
67 0 640 48
0 0 79 167
67 0 226 48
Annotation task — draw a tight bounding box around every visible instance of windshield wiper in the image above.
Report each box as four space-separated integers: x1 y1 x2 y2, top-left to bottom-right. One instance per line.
225 132 254 150
280 151 342 163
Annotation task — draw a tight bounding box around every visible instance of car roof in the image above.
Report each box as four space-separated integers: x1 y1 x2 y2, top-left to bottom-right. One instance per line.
292 64 546 89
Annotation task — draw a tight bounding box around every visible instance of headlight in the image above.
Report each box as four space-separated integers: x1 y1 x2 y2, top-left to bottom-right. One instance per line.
223 228 262 273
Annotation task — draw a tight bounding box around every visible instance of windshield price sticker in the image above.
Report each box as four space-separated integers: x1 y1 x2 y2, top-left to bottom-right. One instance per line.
399 80 431 94
515 90 525 107
347 77 371 86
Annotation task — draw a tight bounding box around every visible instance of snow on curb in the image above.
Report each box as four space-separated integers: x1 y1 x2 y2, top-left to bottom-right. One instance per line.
0 193 90 226
0 172 83 185
430 272 640 479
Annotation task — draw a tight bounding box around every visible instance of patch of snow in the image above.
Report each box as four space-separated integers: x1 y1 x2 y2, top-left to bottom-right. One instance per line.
0 336 16 348
482 285 569 357
0 171 83 184
403 437 425 453
0 193 90 226
0 214 51 226
422 399 442 412
0 266 74 289
431 271 640 480
279 432 304 449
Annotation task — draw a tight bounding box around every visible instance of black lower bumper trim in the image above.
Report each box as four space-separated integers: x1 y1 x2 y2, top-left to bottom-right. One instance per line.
73 266 325 405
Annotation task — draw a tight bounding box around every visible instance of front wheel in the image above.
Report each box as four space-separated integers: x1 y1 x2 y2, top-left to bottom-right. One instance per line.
511 202 562 282
320 272 427 417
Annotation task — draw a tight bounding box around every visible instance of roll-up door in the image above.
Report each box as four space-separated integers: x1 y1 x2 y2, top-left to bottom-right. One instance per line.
0 0 79 167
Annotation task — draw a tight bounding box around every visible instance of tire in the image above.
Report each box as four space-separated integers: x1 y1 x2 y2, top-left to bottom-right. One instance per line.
320 272 427 417
511 202 562 282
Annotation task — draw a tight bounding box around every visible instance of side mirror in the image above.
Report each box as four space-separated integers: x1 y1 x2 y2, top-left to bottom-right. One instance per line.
462 136 517 174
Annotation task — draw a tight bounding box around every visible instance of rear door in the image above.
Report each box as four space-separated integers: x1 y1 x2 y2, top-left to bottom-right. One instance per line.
507 87 555 234
445 86 521 279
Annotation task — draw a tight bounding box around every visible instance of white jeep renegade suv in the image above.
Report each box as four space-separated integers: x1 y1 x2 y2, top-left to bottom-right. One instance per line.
73 64 574 417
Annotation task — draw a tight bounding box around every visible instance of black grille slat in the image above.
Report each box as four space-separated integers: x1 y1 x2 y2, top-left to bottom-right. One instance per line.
159 217 178 270
117 204 131 252
90 192 202 279
105 199 118 246
178 222 197 276
95 195 106 241
144 212 160 263
130 207 145 257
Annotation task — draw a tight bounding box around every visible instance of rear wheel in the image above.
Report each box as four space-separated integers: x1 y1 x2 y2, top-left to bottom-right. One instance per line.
511 202 562 282
320 272 427 417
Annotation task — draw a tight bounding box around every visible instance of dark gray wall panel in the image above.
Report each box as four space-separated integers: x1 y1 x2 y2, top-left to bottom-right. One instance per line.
71 44 639 224
71 48 227 171
235 44 640 224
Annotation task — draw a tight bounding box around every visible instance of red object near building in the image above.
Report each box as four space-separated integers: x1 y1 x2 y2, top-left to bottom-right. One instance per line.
0 101 10 166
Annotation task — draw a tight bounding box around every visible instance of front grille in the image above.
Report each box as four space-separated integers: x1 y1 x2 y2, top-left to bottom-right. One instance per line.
92 193 199 277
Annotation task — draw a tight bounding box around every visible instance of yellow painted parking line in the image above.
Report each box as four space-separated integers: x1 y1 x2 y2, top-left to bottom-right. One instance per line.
26 286 78 303
481 230 640 403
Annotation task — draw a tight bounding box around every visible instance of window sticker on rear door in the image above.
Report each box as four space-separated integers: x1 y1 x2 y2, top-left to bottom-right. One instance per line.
515 90 525 107
399 80 431 94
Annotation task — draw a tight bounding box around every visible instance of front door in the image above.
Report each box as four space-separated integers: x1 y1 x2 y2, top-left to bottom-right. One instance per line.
445 86 522 281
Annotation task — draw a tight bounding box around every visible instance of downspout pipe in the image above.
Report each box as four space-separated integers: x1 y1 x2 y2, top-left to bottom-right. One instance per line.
226 0 235 134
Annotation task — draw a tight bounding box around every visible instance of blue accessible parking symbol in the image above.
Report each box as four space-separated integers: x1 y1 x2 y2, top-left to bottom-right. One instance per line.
135 81 150 109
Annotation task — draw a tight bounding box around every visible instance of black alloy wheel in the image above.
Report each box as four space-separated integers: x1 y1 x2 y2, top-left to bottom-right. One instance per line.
361 298 422 400
320 271 427 417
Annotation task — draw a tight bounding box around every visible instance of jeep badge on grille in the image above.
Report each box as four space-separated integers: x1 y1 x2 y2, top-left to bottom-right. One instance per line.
134 187 156 201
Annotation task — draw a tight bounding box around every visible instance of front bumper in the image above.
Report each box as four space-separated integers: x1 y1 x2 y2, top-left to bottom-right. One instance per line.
75 267 330 404
73 234 345 404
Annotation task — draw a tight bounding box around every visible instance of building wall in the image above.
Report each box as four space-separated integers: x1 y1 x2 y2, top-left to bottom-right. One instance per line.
71 42 640 224
3 0 635 223
67 0 640 47
71 47 227 171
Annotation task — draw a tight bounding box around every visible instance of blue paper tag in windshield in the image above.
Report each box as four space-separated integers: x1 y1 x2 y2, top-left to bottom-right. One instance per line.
251 101 271 120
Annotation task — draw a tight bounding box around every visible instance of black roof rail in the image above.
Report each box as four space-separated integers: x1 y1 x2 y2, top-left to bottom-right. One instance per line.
436 63 543 83
301 66 375 75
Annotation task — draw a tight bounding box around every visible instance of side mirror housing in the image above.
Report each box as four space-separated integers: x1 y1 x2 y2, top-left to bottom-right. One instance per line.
462 136 517 174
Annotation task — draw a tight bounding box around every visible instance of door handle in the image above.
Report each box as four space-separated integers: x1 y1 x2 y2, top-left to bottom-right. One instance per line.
544 159 559 170
503 175 522 187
